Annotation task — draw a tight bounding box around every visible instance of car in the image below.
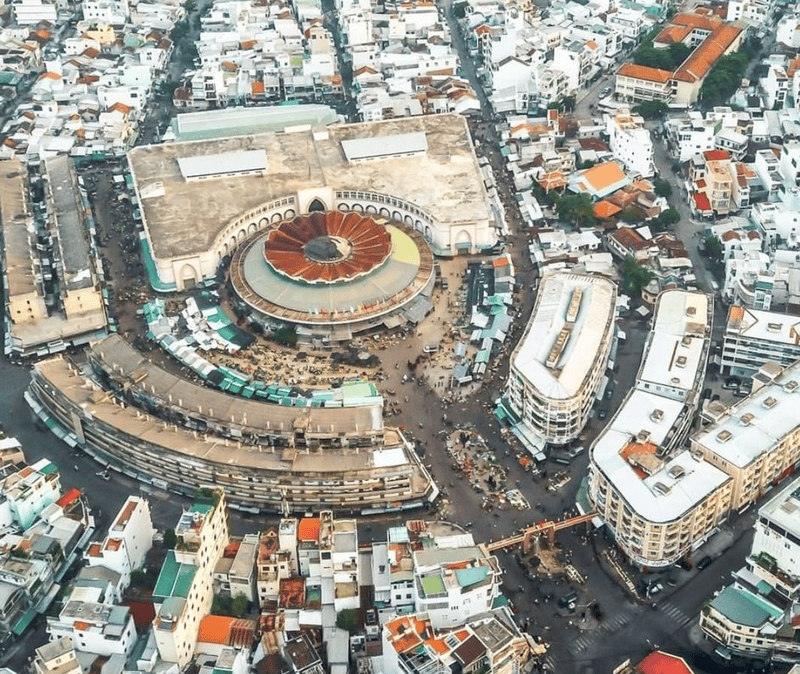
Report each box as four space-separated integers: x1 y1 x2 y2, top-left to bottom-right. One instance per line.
697 555 713 570
598 409 608 420
558 591 579 608
648 581 663 595
600 87 611 97
568 446 585 458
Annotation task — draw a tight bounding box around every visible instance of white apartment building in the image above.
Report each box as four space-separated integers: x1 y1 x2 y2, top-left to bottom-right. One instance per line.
86 496 155 591
665 114 716 164
700 476 800 658
256 526 294 608
382 608 531 674
507 272 617 448
589 290 725 568
82 0 129 23
1 459 61 531
34 638 81 674
721 305 800 378
606 109 653 177
779 140 800 188
47 585 137 657
12 0 58 25
412 545 501 629
726 0 771 27
762 64 789 110
153 490 229 668
552 40 592 92
692 360 800 512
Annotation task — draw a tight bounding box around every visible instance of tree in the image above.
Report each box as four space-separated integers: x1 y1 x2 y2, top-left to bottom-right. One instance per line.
653 178 672 197
657 208 680 227
163 528 177 549
699 51 748 109
336 608 360 634
619 207 644 224
273 326 298 346
622 256 655 295
231 594 249 618
703 235 723 262
130 569 157 592
632 100 669 120
556 194 595 228
668 43 691 67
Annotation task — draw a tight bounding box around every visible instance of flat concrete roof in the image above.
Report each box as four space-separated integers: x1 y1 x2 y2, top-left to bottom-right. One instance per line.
89 334 384 439
692 359 800 469
637 290 710 395
34 355 412 475
726 305 800 347
511 272 617 400
592 388 729 523
45 156 93 291
758 474 800 540
128 114 491 260
0 158 36 298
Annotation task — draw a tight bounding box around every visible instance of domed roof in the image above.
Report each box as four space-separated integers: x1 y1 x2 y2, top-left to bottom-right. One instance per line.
264 211 392 284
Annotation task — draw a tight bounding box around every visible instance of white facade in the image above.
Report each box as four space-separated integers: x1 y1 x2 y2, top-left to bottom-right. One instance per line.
606 109 654 177
507 272 617 447
721 306 800 378
1 459 61 531
86 496 155 590
47 586 137 657
12 0 58 25
589 290 723 568
153 492 229 668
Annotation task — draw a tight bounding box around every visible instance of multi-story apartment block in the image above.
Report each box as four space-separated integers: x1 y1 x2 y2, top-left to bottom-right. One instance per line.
691 150 733 217
1 458 61 531
33 638 81 674
47 585 137 656
382 609 532 674
779 140 800 188
552 39 593 92
152 490 229 668
85 496 155 591
605 109 654 177
412 542 502 629
665 114 717 164
700 476 800 659
726 0 771 27
721 305 800 378
714 128 748 162
754 149 783 198
589 290 727 568
256 526 294 608
692 359 800 512
762 64 789 110
506 272 617 448
615 63 673 103
12 0 58 25
606 8 645 44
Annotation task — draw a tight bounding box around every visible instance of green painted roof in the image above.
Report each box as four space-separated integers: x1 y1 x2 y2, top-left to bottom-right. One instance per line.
710 585 782 627
421 574 446 596
39 462 59 476
456 566 488 588
190 503 213 515
154 550 198 600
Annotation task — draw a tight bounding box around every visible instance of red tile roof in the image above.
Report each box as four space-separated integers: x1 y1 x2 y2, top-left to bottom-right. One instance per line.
298 518 320 541
703 149 730 161
583 161 627 191
56 488 81 508
673 23 742 83
197 615 256 647
692 192 711 212
636 651 695 674
593 200 622 219
617 63 673 84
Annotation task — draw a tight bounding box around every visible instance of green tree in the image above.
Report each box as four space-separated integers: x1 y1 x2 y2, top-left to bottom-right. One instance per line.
653 178 673 197
668 43 691 67
274 326 298 346
130 569 157 592
657 208 680 227
699 51 748 109
163 528 177 549
620 207 643 224
231 594 249 618
336 608 360 634
622 256 655 295
556 194 595 228
212 594 233 615
632 100 669 120
703 235 723 261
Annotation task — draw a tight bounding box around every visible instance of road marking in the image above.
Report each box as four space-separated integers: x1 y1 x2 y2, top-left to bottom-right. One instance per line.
662 601 695 627
542 655 556 671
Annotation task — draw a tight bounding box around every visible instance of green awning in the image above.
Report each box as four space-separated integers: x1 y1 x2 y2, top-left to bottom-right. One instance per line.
12 608 37 636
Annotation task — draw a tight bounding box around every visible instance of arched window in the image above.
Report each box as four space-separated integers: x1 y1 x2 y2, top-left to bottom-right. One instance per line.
308 198 326 212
